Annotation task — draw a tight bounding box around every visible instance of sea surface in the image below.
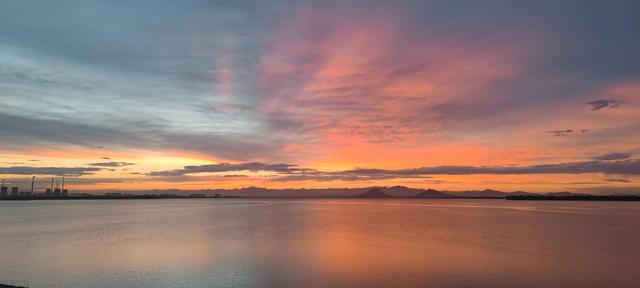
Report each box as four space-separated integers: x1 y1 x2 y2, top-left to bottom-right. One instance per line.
0 199 638 288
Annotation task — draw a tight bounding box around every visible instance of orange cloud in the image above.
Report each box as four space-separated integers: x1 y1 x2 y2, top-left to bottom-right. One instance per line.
257 6 544 169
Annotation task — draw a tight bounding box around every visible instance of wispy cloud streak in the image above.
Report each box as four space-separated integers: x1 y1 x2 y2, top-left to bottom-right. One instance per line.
88 162 135 167
148 162 309 177
586 99 623 111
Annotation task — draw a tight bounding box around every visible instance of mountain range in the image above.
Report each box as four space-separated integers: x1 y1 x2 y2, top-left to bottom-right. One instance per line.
109 186 588 198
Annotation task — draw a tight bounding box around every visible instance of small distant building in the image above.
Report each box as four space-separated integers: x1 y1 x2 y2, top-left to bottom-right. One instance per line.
46 188 52 195
10 187 19 196
213 194 221 198
105 192 123 197
0 186 7 197
54 188 61 195
189 194 206 198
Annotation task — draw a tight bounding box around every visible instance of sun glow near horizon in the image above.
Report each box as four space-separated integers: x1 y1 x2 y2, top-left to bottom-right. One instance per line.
1 1 639 194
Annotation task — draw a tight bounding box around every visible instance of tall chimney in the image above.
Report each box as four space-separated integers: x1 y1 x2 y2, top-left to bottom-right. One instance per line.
31 176 35 195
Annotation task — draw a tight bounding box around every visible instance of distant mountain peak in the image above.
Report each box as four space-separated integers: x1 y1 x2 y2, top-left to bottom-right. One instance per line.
356 188 391 198
415 189 449 198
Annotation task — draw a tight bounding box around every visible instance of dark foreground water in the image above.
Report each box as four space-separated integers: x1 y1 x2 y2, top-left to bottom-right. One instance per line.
0 199 639 288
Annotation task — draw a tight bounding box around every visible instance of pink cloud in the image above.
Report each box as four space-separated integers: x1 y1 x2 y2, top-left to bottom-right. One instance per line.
258 5 542 151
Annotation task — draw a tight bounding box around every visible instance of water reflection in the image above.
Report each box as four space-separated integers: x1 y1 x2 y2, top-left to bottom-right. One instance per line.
0 199 638 288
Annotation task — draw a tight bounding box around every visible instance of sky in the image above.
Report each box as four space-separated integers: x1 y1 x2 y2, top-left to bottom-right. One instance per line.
1 0 639 193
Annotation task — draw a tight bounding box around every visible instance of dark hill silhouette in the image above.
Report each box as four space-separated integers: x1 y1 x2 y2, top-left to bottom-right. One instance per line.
356 188 391 198
545 191 589 197
22 186 636 200
446 189 507 198
415 189 450 198
383 186 442 197
510 191 536 196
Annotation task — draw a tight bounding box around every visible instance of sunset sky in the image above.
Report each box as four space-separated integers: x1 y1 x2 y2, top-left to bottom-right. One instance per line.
1 0 639 193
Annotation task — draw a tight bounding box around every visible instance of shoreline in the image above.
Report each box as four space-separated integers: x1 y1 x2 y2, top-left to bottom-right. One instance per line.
0 284 27 288
1 195 638 201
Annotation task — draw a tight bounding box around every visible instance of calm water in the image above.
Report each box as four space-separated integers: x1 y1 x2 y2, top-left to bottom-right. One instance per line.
0 199 639 288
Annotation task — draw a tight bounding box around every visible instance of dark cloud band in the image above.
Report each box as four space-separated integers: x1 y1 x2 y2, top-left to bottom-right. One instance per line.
586 99 623 111
0 166 101 176
148 162 309 177
149 158 640 182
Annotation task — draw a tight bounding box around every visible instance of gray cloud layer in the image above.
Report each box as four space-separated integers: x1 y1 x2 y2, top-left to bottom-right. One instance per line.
592 152 631 161
148 158 640 182
0 166 101 176
1 1 639 162
148 162 307 177
545 129 590 136
586 99 623 111
278 159 640 181
339 159 640 176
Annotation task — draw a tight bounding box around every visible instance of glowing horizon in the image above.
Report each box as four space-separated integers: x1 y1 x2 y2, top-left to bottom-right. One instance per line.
1 1 639 194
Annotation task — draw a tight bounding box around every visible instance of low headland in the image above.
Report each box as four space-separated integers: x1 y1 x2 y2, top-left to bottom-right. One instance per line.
0 284 27 288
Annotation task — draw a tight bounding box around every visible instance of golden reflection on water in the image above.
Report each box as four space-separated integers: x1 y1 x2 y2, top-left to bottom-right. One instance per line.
0 199 639 288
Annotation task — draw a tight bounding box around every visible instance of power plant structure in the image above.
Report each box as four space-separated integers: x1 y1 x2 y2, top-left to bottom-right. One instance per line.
0 179 20 197
0 179 7 197
0 176 69 198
